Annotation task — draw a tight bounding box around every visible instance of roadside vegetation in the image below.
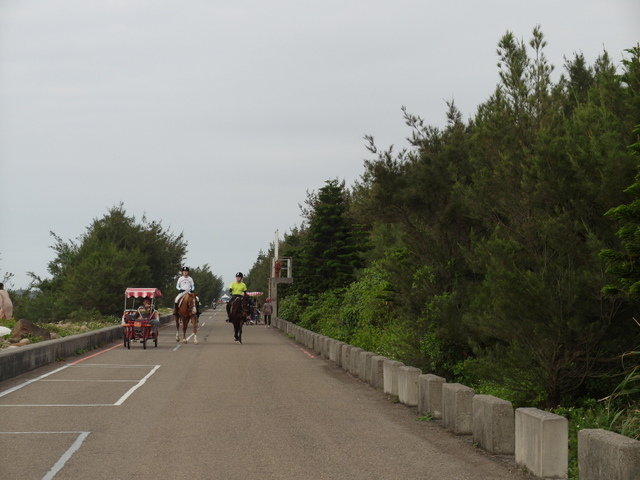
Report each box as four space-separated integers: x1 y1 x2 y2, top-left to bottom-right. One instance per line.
245 28 640 458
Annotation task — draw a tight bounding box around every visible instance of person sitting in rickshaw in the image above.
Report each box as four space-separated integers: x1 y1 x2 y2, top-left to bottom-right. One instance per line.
138 297 160 334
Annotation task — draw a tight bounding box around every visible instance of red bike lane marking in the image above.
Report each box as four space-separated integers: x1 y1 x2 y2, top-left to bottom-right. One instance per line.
70 343 121 365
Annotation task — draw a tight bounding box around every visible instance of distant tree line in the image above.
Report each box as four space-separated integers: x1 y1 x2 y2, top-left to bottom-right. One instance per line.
247 28 640 410
12 204 224 321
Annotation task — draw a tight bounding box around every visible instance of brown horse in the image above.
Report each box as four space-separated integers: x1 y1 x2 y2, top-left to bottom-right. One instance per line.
229 295 250 344
175 292 198 344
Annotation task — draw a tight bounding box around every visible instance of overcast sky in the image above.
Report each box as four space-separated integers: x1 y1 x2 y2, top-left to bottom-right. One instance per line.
1 0 638 290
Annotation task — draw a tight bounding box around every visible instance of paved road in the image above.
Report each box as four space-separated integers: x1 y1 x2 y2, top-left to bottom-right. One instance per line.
0 309 532 479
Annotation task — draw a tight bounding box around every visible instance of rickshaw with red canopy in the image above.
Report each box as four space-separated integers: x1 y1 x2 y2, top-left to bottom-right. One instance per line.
121 288 162 349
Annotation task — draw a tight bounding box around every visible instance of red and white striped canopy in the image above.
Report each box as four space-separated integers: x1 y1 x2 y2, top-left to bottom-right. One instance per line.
246 291 263 297
125 288 163 298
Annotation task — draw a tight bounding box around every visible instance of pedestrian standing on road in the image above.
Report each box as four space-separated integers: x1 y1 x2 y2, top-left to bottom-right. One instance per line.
0 283 13 320
263 297 273 327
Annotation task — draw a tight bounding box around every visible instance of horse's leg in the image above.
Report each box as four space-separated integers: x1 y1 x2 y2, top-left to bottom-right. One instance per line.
238 322 242 344
175 315 180 342
193 315 198 345
182 316 188 343
233 321 239 343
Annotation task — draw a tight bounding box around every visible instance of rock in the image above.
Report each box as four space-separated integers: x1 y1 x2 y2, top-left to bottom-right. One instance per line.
11 319 51 341
0 326 11 336
18 338 30 346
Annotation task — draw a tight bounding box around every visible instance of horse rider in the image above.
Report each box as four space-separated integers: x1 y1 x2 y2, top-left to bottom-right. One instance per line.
226 272 248 321
138 297 160 334
174 266 201 319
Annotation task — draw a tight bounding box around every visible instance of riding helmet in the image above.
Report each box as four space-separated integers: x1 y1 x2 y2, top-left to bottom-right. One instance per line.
236 272 243 278
182 266 190 272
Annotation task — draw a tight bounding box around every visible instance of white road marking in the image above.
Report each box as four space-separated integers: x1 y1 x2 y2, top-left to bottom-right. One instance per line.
42 431 90 480
114 365 160 405
0 364 71 398
0 363 161 407
0 431 90 480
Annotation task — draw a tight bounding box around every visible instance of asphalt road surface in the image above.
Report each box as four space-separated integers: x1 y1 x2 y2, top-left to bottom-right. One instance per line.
0 308 532 480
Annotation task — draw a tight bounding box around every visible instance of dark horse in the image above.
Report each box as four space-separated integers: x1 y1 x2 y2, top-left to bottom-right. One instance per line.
228 295 250 344
175 292 198 344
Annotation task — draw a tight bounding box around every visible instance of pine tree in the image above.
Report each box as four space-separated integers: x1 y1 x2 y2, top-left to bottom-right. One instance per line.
294 179 367 297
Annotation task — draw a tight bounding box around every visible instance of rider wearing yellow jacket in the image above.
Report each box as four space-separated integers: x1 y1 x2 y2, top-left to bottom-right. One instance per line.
226 272 247 320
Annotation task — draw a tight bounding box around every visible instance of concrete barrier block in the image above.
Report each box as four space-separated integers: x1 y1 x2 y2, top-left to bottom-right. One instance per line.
419 374 445 419
382 360 405 396
442 383 474 435
311 332 320 353
330 341 344 365
515 407 567 479
397 366 421 407
349 347 363 377
318 335 326 355
472 394 514 455
358 351 375 382
341 344 352 372
579 428 640 480
325 339 334 361
321 336 330 358
370 356 387 389
418 375 429 416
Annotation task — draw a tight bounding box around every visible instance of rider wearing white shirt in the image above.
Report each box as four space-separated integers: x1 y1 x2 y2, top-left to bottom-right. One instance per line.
176 272 195 297
173 267 201 317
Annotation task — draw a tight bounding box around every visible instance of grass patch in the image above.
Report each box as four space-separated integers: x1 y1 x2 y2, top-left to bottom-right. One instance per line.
1 316 121 346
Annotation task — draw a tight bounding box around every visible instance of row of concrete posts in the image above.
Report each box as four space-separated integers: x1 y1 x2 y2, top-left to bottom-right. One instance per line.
272 317 640 480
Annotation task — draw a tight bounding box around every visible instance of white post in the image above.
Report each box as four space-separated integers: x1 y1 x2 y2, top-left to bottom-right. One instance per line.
272 230 279 316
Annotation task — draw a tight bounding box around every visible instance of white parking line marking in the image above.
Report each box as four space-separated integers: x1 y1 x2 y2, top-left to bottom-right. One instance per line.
0 363 161 406
3 404 117 407
0 431 90 480
41 379 138 382
0 364 71 398
42 431 90 480
114 365 160 406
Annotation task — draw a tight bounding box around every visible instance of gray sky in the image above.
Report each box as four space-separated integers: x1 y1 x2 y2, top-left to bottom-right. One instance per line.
1 0 638 290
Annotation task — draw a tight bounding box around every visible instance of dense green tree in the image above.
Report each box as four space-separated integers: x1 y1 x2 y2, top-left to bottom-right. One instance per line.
293 179 368 297
460 32 638 406
28 205 187 319
601 127 640 301
353 102 476 374
80 205 186 297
